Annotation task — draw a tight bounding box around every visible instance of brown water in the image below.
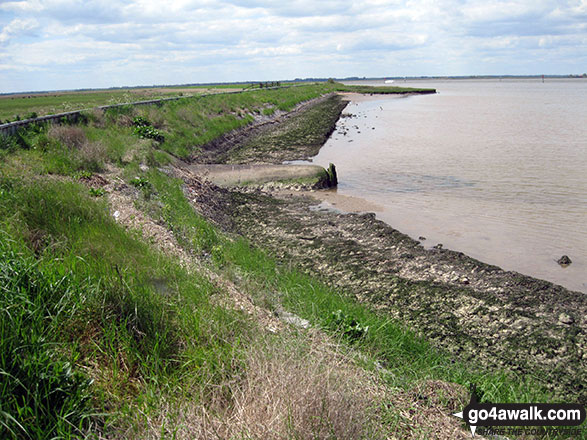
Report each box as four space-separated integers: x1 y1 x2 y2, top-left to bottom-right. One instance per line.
309 79 587 292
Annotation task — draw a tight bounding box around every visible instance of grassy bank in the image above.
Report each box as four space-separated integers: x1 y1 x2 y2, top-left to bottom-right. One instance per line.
0 83 565 439
0 84 253 123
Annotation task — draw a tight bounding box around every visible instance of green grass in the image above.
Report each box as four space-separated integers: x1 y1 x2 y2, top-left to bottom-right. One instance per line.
0 85 252 123
181 83 252 89
215 239 554 405
0 89 184 122
1 84 346 177
0 177 251 438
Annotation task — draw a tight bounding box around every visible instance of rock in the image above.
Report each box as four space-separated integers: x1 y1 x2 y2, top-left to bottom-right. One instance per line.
277 309 310 329
557 255 572 266
418 236 426 241
433 243 443 249
558 313 574 325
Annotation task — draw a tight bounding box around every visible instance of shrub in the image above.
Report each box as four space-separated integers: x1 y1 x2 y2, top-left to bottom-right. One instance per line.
0 133 19 152
89 187 105 197
129 176 150 189
132 116 151 127
133 125 164 142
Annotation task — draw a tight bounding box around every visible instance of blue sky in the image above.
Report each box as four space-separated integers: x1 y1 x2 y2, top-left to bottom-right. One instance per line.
1 0 586 92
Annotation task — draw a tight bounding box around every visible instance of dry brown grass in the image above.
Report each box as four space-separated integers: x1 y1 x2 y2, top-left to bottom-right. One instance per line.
385 380 473 440
116 114 135 127
125 331 389 440
78 140 107 171
175 107 196 125
48 125 87 149
87 108 106 128
219 333 382 440
47 124 107 171
143 107 168 129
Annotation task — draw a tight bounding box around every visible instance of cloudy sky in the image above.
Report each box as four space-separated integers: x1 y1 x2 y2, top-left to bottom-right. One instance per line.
1 0 586 92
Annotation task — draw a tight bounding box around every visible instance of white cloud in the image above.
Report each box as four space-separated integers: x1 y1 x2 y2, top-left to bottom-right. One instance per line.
1 0 586 92
0 18 39 43
0 1 43 13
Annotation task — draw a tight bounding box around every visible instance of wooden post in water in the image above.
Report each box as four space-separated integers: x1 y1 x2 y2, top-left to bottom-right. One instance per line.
327 163 338 187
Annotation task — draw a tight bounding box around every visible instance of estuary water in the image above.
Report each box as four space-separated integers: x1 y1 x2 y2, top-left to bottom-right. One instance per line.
309 79 587 292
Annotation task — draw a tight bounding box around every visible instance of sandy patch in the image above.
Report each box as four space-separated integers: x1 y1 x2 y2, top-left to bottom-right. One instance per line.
304 188 384 213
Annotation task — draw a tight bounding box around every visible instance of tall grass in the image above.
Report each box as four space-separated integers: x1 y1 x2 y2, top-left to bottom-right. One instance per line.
0 178 251 438
0 239 93 439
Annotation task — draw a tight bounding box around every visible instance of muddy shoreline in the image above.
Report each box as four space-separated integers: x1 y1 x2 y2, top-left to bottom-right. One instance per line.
179 93 586 403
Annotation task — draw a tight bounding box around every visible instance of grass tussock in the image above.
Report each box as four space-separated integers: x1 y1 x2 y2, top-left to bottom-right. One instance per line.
48 125 87 149
224 334 382 440
145 332 388 440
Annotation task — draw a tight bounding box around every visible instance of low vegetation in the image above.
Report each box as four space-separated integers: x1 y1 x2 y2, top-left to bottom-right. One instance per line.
0 83 558 439
0 84 252 123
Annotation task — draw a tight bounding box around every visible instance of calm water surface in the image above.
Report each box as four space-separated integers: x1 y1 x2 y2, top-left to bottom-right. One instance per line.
309 79 587 292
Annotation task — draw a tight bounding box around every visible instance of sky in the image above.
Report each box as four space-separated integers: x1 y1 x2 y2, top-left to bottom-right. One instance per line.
1 0 586 93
